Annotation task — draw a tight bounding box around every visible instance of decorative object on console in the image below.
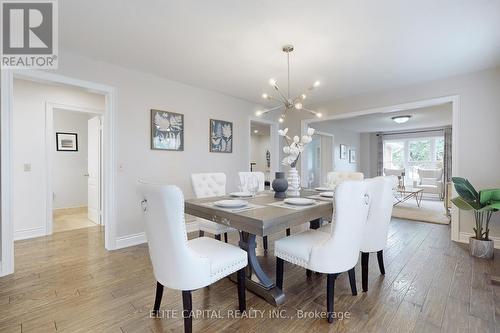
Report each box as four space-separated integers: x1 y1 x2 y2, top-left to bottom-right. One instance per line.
272 172 288 198
349 149 356 163
151 109 184 151
451 177 500 259
56 132 78 151
279 127 315 196
255 44 323 123
210 119 233 153
340 144 347 159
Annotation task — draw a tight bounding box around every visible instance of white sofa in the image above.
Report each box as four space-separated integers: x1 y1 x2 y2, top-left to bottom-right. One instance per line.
415 168 444 199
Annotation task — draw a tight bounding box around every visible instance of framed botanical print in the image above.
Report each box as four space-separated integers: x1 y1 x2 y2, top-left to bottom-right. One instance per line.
151 109 184 151
210 119 233 153
349 149 356 163
56 132 78 151
340 144 347 159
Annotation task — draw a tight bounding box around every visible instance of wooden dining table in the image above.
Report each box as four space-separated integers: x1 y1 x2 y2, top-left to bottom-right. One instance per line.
185 190 334 306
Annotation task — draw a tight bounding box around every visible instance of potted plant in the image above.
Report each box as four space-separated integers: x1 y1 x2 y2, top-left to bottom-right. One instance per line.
278 127 315 196
451 177 500 259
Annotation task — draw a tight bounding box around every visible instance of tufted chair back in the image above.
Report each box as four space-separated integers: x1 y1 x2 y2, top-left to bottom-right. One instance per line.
309 180 370 273
191 173 227 198
137 181 211 290
238 172 265 192
360 176 397 253
326 171 364 187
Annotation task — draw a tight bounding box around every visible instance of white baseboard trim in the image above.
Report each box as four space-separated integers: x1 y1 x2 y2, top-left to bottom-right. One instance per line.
458 232 500 249
115 232 147 249
14 226 46 241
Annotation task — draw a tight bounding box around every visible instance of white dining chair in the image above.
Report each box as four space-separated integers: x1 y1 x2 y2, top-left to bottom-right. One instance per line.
190 173 237 242
359 176 396 292
238 171 265 192
137 181 247 333
238 171 291 246
274 180 370 323
326 171 364 187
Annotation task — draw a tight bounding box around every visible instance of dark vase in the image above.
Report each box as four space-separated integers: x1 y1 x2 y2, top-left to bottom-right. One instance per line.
272 172 288 198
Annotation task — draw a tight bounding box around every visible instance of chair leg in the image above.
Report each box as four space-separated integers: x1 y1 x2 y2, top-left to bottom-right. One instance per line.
361 252 369 292
198 230 204 237
377 250 385 275
224 232 228 243
215 234 221 241
276 257 284 290
182 290 193 333
237 268 246 312
348 268 357 296
326 273 339 323
306 269 312 277
263 236 268 251
153 281 164 315
286 228 290 236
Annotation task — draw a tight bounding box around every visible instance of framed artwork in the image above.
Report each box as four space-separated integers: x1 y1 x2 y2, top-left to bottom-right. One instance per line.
210 119 233 153
349 149 356 163
56 132 78 151
340 144 347 159
151 109 184 151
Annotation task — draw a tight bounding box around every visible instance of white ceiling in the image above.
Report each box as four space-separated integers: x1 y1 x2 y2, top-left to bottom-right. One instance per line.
315 103 452 133
61 1 500 104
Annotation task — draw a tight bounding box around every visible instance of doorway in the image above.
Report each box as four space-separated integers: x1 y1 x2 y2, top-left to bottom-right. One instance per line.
303 132 334 188
0 70 116 276
249 118 280 186
49 106 103 233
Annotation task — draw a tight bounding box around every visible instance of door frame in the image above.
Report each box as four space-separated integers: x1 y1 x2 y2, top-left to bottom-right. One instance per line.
45 103 104 235
1 69 117 276
248 116 280 178
300 95 461 242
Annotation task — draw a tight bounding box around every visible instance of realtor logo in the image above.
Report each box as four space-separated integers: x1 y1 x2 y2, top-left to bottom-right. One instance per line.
1 0 58 68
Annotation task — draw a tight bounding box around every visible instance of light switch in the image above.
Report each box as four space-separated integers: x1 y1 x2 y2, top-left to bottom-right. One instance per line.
24 163 31 172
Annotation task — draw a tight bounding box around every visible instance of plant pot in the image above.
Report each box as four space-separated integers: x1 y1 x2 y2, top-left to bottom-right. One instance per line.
469 237 494 259
272 172 288 198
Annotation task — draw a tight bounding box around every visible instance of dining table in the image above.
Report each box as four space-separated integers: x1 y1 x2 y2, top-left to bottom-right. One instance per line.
185 189 334 306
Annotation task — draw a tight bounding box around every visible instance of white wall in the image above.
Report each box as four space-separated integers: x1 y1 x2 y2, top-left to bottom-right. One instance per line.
44 50 258 240
52 110 92 209
12 79 105 240
313 123 360 172
250 133 271 179
285 66 500 237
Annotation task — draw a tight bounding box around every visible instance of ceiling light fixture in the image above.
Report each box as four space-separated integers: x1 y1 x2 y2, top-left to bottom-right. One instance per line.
253 129 259 134
391 115 412 124
256 44 322 123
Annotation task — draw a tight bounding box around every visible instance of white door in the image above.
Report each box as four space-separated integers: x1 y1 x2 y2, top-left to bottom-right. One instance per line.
87 116 101 224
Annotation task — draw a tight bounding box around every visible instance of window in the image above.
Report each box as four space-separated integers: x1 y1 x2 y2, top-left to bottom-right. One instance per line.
383 135 444 183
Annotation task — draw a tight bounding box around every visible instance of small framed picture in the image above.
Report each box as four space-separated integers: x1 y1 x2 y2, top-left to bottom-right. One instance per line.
340 144 347 159
151 109 184 151
210 119 233 153
56 132 78 151
349 149 356 163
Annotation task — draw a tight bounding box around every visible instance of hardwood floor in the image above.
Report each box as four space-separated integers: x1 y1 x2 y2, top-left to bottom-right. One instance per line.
0 219 498 332
53 207 96 233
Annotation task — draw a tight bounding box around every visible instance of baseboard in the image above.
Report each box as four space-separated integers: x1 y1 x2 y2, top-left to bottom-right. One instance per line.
115 232 147 249
458 232 500 249
14 226 47 241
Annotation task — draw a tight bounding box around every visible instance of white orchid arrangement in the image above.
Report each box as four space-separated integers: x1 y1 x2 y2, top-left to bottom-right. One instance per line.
279 127 315 167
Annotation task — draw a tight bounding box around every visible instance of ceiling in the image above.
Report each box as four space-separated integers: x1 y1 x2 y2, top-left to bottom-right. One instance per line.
315 103 452 133
61 1 500 104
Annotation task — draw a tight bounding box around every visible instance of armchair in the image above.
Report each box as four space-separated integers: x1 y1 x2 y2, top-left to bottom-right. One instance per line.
415 168 444 199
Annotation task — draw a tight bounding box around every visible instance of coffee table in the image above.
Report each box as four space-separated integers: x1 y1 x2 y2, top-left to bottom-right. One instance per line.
393 187 424 207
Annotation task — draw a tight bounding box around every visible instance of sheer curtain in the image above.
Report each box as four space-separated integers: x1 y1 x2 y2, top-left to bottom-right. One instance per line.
443 127 452 183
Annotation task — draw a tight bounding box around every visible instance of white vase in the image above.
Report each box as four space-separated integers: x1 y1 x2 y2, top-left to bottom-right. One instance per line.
287 167 301 197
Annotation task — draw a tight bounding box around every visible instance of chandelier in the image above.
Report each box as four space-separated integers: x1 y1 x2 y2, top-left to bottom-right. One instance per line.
256 44 323 123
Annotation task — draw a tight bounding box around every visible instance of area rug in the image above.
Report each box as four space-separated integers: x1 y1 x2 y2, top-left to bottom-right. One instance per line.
392 198 450 225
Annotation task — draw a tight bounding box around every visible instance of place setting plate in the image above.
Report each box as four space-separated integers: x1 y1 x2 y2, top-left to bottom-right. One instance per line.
319 192 334 198
229 192 253 198
283 198 316 206
213 199 248 208
314 186 335 192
